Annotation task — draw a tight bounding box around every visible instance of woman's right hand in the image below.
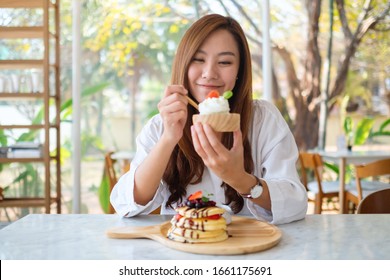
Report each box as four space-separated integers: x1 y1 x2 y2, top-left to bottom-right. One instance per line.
157 85 189 144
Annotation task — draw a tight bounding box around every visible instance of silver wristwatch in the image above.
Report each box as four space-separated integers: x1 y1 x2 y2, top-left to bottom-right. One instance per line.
240 176 263 199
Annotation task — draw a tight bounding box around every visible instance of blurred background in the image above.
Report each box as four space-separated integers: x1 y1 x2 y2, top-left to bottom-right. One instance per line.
1 0 389 221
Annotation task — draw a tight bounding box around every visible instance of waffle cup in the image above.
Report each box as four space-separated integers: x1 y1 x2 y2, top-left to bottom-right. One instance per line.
192 113 240 132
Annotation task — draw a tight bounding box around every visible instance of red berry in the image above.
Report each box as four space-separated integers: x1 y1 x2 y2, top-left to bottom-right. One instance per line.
207 90 219 99
207 214 221 220
188 190 203 200
175 214 183 220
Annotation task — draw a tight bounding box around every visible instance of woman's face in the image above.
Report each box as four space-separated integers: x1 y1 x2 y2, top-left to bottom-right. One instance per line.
188 29 240 103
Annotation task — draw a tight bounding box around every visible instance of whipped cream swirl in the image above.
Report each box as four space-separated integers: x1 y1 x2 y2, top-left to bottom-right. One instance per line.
199 96 230 115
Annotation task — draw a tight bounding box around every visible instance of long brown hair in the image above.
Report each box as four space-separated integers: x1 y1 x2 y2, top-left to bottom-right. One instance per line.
164 14 254 213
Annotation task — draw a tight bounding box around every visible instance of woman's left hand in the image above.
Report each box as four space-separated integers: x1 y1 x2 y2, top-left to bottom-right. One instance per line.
191 123 246 183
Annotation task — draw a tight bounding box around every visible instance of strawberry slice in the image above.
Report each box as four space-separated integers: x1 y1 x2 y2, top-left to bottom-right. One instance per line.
175 214 183 220
207 90 220 99
188 190 203 200
207 214 221 220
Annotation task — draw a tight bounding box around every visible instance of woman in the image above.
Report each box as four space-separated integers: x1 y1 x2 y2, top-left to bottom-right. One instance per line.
110 14 307 224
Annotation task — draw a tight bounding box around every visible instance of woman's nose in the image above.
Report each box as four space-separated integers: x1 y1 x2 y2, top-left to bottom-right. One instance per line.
202 63 218 80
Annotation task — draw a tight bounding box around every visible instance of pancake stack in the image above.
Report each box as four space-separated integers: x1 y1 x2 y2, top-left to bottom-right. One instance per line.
167 191 228 243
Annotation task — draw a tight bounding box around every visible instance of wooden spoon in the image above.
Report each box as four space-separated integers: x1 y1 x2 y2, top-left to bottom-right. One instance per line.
186 96 199 111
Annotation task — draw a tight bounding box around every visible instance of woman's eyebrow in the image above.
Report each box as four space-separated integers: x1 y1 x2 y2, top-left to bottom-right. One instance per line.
196 49 236 56
218 51 236 57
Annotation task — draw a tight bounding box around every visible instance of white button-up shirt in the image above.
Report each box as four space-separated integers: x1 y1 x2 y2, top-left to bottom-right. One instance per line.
111 99 308 224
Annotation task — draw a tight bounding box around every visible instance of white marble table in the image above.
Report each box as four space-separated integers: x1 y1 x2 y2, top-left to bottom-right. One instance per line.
0 214 389 260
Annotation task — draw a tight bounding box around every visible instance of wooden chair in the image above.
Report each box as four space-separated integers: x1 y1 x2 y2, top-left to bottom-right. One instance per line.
345 158 390 213
357 188 390 214
104 152 161 215
104 152 118 214
299 152 343 214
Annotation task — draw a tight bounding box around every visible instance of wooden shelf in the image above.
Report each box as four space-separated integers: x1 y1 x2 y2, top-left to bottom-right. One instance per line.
0 157 45 163
0 198 45 208
0 26 43 38
0 93 44 99
0 154 60 163
0 27 57 39
0 0 57 9
0 93 59 100
0 0 61 215
0 124 45 129
0 59 44 69
0 197 58 208
0 124 58 129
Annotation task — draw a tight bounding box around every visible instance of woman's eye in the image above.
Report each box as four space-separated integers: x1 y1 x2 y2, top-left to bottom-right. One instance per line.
192 57 204 62
219 61 232 65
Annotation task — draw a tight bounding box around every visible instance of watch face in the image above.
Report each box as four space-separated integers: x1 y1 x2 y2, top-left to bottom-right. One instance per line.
251 185 263 198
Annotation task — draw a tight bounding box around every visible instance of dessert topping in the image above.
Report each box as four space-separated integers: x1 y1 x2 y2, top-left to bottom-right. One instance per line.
222 90 233 99
207 90 220 99
182 191 217 209
199 91 229 115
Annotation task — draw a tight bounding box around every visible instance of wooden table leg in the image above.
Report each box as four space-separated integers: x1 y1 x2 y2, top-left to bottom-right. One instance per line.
339 158 346 214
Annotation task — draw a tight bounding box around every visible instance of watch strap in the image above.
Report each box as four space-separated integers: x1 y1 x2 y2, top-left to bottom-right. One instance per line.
240 175 263 199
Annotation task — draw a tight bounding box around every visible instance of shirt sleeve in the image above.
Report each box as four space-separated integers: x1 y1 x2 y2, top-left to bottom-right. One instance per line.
246 100 308 224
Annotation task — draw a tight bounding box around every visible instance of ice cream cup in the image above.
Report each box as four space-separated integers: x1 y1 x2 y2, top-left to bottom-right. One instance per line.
192 113 240 132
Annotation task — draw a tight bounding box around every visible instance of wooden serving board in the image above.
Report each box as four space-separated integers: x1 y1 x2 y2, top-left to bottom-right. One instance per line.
106 216 282 255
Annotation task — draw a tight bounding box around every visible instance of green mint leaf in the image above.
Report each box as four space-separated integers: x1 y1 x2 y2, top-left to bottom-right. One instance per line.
223 90 233 99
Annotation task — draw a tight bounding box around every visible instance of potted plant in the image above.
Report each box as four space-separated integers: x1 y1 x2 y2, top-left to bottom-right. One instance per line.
343 116 375 151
